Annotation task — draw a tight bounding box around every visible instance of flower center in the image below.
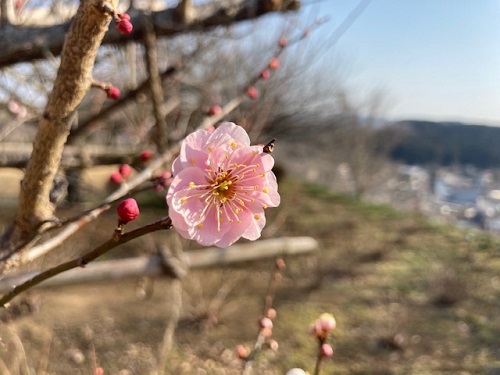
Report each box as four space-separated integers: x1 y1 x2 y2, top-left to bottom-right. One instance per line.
212 171 235 203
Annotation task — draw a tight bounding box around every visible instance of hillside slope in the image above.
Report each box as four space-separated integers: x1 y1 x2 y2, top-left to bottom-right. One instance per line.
0 180 499 374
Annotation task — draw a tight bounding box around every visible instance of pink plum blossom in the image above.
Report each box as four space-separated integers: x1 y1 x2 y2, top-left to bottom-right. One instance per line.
166 122 280 248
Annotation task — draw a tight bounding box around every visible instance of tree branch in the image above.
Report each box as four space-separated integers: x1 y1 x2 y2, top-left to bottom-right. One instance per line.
1 0 119 254
0 0 300 68
142 14 169 152
0 216 172 307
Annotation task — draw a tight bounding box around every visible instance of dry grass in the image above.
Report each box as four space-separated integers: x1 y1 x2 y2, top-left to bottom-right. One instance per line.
0 179 499 374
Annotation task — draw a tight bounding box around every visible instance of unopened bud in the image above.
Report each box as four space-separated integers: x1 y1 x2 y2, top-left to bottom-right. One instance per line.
235 345 249 359
105 86 120 100
246 86 258 100
320 343 334 357
116 14 133 35
260 69 271 80
268 339 279 351
109 171 123 184
119 164 132 179
117 198 140 224
268 58 280 70
140 149 154 162
275 258 286 270
208 105 222 116
266 308 277 319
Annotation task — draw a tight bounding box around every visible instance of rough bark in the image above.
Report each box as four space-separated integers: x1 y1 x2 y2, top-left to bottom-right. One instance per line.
0 0 118 257
0 0 299 67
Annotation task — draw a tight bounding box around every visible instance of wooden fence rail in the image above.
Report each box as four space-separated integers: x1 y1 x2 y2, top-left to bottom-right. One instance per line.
0 236 318 293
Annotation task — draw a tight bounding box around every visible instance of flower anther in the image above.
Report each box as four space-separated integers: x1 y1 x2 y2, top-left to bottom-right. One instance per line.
166 122 280 247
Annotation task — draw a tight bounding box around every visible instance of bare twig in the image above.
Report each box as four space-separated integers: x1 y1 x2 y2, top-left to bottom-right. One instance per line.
143 14 169 152
0 216 172 307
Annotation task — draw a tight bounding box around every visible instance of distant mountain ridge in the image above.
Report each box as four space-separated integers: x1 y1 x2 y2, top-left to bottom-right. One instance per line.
390 120 500 168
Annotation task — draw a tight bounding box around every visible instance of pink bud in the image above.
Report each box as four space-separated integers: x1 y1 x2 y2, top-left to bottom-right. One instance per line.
109 171 123 184
268 339 279 351
116 17 133 35
318 313 336 332
119 164 132 179
235 345 249 359
259 316 273 330
321 343 334 357
208 105 222 116
246 86 258 100
140 149 154 162
260 69 271 80
275 258 286 270
266 308 277 319
269 58 280 70
261 327 273 337
95 367 104 375
117 198 140 224
105 86 120 100
304 29 310 37
206 125 216 133
279 37 288 47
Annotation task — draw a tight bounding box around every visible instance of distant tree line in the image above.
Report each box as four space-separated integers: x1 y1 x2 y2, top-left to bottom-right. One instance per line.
387 120 500 168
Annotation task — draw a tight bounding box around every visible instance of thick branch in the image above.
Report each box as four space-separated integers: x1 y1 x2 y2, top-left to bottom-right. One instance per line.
0 0 300 67
2 0 118 253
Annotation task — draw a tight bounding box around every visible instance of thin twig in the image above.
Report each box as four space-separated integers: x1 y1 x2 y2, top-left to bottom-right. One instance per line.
0 216 172 307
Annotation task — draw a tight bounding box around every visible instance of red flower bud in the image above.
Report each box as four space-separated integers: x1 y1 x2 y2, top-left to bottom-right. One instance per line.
106 86 120 100
109 171 123 184
279 37 288 47
269 58 280 70
117 198 140 224
208 105 222 116
246 86 258 100
260 69 271 80
119 163 132 179
140 149 154 162
116 17 133 35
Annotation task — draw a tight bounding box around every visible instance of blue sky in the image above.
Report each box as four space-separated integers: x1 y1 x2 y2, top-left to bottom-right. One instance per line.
300 0 500 125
